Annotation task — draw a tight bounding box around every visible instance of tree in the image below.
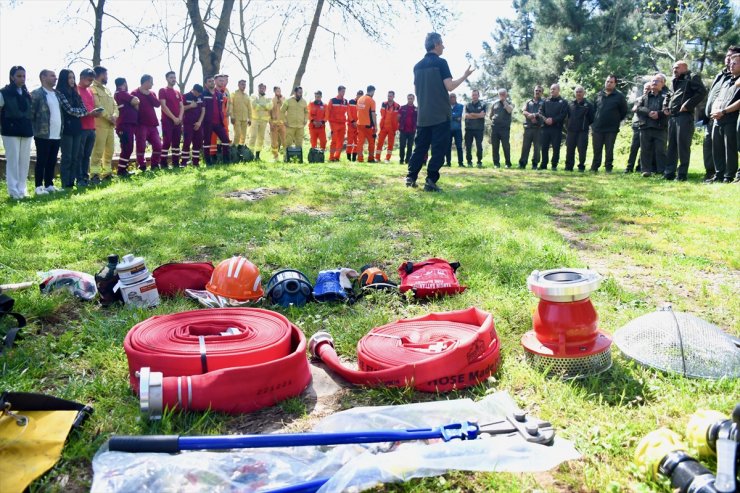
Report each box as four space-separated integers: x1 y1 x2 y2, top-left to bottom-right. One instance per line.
640 0 740 74
186 0 236 79
152 1 201 93
64 0 148 66
227 0 293 94
291 0 452 88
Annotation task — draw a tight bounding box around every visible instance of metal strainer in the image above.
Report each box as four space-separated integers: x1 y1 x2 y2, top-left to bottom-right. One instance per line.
613 306 740 379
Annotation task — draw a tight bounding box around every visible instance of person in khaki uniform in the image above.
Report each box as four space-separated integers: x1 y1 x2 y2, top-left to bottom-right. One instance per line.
249 83 272 160
270 86 286 160
231 80 252 158
282 86 308 149
90 66 118 178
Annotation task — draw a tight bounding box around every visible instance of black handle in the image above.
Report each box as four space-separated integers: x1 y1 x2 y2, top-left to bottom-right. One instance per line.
108 435 180 453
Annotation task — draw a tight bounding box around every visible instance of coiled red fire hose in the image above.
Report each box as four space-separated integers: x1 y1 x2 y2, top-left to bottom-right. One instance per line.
309 307 500 392
124 308 311 416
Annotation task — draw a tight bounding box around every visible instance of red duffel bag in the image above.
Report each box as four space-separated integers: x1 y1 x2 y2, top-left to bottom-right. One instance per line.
398 258 467 298
152 262 214 297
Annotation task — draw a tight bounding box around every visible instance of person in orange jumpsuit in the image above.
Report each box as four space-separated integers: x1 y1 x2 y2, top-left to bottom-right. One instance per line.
345 89 363 161
308 90 327 151
375 90 401 162
356 85 377 163
325 85 348 161
211 74 230 159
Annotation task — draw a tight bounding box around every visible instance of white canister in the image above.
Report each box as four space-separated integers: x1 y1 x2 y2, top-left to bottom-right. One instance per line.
116 254 149 285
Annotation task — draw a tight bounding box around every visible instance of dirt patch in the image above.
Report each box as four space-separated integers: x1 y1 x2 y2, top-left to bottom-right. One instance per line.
283 204 331 217
549 191 597 251
224 188 288 201
548 189 740 307
39 302 84 336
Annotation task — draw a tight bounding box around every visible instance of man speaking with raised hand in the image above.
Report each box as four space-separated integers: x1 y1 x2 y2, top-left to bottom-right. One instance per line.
406 32 474 192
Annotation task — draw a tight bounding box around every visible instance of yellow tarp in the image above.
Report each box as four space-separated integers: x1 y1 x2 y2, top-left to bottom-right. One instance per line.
0 410 79 493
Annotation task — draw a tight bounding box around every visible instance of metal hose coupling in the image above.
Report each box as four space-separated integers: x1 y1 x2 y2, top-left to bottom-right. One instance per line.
137 367 163 420
308 331 335 360
527 268 601 302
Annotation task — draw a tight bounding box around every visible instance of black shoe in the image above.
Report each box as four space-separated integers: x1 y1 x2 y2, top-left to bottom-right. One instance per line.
677 175 688 182
458 164 465 167
722 177 732 183
467 162 473 167
577 167 585 173
505 163 512 168
537 166 546 171
423 179 442 192
531 165 538 170
117 169 132 178
641 172 652 177
624 168 633 174
605 167 613 173
494 163 500 168
477 163 483 168
664 174 676 181
550 166 558 171
589 168 598 173
405 177 417 188
519 165 526 170
564 167 574 172
90 175 101 185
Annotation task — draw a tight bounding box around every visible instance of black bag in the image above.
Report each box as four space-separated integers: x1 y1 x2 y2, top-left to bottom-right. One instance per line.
285 146 303 163
0 289 26 355
241 146 255 162
308 148 325 163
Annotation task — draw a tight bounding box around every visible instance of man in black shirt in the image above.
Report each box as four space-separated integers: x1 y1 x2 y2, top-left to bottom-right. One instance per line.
565 86 594 172
703 46 740 182
464 89 486 167
406 32 473 192
538 83 568 170
519 85 544 169
590 75 628 173
663 60 707 181
635 76 669 177
709 53 740 183
490 88 513 168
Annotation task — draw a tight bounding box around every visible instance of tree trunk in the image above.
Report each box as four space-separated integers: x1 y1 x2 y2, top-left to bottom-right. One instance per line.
292 0 324 89
186 0 236 80
91 0 105 66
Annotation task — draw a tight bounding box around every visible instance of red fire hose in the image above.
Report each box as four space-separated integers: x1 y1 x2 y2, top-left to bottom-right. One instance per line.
309 307 500 392
124 308 311 417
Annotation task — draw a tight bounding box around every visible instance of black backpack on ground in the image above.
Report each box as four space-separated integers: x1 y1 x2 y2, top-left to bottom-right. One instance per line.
0 289 26 355
308 148 325 163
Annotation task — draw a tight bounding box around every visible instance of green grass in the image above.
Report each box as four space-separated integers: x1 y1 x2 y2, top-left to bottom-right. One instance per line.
1 136 738 492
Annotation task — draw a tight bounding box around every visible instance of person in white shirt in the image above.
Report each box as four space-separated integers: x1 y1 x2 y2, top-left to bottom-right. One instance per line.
30 69 64 195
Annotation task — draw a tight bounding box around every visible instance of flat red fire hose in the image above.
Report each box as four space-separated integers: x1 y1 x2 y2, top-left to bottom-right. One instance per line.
309 307 500 392
124 308 311 415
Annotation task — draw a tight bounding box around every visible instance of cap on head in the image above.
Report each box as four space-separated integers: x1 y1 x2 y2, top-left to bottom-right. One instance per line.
80 68 95 79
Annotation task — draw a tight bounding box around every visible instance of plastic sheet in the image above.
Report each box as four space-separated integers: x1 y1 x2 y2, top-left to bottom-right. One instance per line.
92 392 580 492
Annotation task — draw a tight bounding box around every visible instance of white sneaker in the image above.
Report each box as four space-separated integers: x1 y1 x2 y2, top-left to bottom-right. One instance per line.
45 185 60 193
35 186 49 196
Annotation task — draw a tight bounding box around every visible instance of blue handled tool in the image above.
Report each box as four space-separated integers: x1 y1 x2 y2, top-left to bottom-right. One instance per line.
108 421 480 453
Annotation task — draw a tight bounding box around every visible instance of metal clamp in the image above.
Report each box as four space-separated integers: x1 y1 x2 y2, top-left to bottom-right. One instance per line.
308 331 335 359
137 367 163 420
527 268 601 302
478 410 555 445
2 401 28 426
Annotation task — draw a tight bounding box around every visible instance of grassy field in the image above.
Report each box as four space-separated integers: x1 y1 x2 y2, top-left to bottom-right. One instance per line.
1 135 738 492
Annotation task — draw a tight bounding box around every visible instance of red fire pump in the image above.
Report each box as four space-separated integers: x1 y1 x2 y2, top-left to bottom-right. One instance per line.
521 268 612 379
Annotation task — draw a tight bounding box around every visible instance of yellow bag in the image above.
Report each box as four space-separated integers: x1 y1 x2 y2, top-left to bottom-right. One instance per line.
0 392 92 493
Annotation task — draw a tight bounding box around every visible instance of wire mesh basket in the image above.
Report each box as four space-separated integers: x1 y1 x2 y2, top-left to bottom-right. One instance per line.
613 306 740 379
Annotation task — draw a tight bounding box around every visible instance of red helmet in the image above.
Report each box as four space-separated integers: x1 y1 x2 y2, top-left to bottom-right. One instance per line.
206 256 264 301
